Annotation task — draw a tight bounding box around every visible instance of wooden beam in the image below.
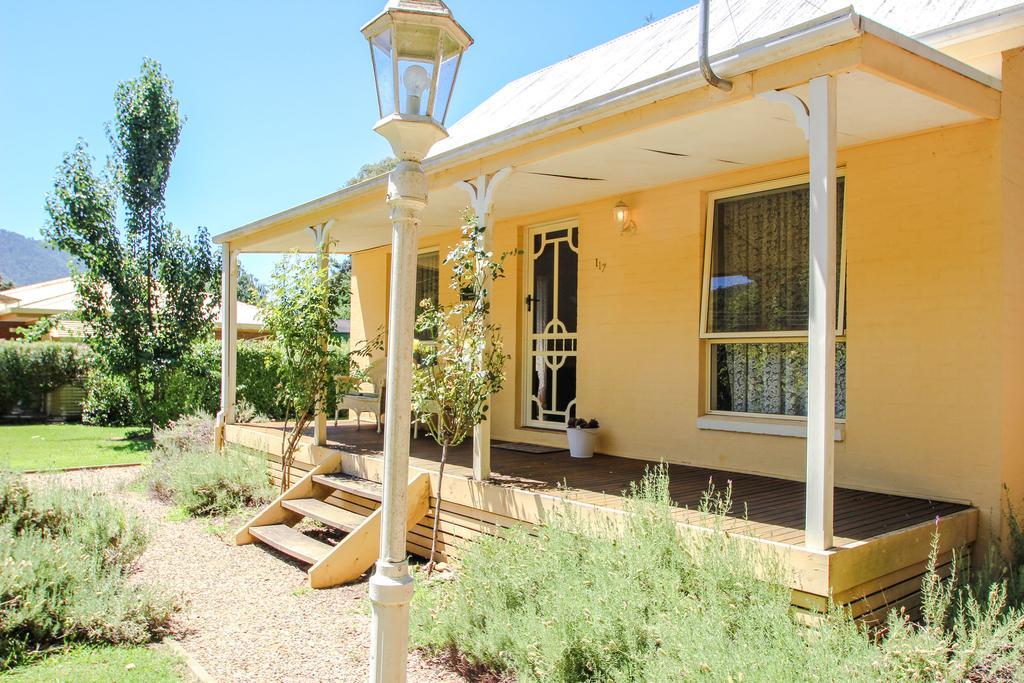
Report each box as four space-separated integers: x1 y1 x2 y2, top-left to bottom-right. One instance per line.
805 74 838 552
827 507 978 595
309 221 334 447
457 167 513 481
860 33 1000 120
217 244 238 438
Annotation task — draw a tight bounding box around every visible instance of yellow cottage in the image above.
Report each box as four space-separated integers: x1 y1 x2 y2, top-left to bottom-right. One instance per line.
214 0 1024 622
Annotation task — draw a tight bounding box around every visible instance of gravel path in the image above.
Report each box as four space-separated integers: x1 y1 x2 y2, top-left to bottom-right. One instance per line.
27 467 463 683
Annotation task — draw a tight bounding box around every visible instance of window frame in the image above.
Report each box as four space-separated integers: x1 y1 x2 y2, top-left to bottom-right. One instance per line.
413 247 441 343
698 173 848 423
699 172 848 340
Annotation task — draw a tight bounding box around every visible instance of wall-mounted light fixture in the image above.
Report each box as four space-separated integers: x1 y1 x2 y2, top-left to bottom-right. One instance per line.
614 200 637 236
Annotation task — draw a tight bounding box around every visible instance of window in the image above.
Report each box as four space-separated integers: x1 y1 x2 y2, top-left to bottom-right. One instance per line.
414 250 440 341
701 177 846 419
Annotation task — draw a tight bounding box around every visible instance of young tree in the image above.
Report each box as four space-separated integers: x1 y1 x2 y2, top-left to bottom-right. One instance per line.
412 213 509 571
236 264 266 305
260 246 337 488
330 256 352 321
44 59 218 429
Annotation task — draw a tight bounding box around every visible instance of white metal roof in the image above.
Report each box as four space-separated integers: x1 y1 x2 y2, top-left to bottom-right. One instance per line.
0 277 262 331
430 0 1021 158
213 0 1019 251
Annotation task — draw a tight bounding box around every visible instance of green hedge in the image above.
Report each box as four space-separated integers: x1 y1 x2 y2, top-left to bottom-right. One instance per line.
0 342 90 415
3 338 350 426
81 338 350 426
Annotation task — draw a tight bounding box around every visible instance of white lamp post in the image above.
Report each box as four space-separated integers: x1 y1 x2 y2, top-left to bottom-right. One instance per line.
361 2 472 681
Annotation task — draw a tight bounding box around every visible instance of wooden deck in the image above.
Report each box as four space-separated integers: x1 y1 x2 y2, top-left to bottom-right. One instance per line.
240 420 965 548
225 420 978 621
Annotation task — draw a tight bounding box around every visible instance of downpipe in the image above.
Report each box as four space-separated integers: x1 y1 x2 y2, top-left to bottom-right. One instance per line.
699 0 732 91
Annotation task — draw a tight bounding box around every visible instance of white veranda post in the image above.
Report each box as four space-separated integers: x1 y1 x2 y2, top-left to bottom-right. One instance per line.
309 221 335 447
216 242 238 449
457 167 512 481
758 74 837 550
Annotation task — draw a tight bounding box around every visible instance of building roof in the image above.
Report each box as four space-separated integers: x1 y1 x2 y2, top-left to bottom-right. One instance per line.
0 277 262 331
429 0 1022 158
212 0 1022 251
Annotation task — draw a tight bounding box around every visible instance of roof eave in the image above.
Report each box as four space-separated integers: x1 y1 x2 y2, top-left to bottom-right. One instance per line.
214 6 1002 249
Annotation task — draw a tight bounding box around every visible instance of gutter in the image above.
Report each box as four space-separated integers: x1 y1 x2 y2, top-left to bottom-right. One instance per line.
915 3 1024 48
214 6 1000 246
214 8 863 245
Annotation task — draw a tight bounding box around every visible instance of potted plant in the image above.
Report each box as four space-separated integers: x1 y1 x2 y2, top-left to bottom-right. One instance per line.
566 417 600 459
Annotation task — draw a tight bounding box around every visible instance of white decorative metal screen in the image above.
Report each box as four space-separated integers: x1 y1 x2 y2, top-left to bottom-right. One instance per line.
524 224 578 428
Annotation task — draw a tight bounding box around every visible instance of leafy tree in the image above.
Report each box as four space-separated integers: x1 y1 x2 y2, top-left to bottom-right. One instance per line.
44 59 218 430
236 263 266 306
14 315 63 342
412 212 509 570
330 256 351 321
0 273 13 291
259 245 380 489
345 156 397 187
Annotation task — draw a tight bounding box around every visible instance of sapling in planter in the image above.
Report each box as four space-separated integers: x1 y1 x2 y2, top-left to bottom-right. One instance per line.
412 211 511 573
566 417 600 459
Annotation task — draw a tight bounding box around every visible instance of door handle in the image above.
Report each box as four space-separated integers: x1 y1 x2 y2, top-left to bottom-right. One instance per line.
525 294 536 312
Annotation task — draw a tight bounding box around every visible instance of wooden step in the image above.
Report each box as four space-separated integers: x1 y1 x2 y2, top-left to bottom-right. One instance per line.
282 498 366 532
249 524 332 564
312 473 384 502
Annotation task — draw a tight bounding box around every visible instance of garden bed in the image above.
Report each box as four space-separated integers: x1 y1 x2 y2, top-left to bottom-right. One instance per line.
24 467 460 682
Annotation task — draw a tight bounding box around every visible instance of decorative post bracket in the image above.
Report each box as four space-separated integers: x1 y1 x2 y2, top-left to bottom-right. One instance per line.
757 90 810 141
457 166 512 481
308 219 335 447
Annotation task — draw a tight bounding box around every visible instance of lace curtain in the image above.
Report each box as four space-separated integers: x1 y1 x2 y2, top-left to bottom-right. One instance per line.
707 180 846 419
714 342 847 419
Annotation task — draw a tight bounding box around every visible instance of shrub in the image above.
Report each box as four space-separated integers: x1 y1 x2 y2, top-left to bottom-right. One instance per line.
147 417 272 516
79 337 349 426
152 412 215 460
413 467 1024 682
0 472 175 668
81 367 139 426
149 448 273 517
0 342 89 416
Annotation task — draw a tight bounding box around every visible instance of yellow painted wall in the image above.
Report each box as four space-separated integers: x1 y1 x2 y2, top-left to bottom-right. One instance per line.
999 47 1024 546
351 115 1019 545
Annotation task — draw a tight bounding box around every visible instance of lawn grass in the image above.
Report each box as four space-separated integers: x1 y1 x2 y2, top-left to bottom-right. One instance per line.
2 645 183 682
0 424 151 472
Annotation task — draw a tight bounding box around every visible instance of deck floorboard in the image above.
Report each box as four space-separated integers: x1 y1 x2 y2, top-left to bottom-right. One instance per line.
245 421 967 549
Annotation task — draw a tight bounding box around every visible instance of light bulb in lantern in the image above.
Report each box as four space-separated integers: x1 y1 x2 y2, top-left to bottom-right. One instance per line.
403 64 431 115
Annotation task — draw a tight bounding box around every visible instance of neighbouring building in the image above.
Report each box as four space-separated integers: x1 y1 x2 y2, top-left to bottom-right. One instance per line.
0 277 264 340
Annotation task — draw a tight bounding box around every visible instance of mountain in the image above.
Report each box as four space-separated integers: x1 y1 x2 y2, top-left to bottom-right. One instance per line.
0 229 72 287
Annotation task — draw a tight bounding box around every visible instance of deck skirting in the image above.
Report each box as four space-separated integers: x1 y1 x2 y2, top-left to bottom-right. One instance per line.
226 423 977 623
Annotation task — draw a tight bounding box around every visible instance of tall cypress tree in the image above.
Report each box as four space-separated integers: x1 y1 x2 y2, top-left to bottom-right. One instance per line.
45 59 218 429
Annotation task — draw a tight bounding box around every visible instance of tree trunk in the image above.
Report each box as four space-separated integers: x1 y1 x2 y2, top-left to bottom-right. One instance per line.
280 410 311 491
427 440 449 575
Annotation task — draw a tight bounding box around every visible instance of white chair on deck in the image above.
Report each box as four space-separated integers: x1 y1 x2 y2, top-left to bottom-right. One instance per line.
335 358 386 432
335 357 441 438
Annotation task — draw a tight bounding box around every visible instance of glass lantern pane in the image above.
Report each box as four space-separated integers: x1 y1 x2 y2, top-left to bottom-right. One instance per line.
394 23 439 118
370 30 395 117
433 32 463 124
433 51 461 124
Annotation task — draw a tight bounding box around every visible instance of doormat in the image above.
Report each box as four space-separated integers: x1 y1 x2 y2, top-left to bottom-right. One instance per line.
492 441 567 454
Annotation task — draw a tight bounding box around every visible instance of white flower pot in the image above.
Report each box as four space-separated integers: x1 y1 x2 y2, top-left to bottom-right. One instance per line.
566 427 598 459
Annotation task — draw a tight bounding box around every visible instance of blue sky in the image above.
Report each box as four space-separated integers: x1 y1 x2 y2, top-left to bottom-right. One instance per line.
0 1 691 281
